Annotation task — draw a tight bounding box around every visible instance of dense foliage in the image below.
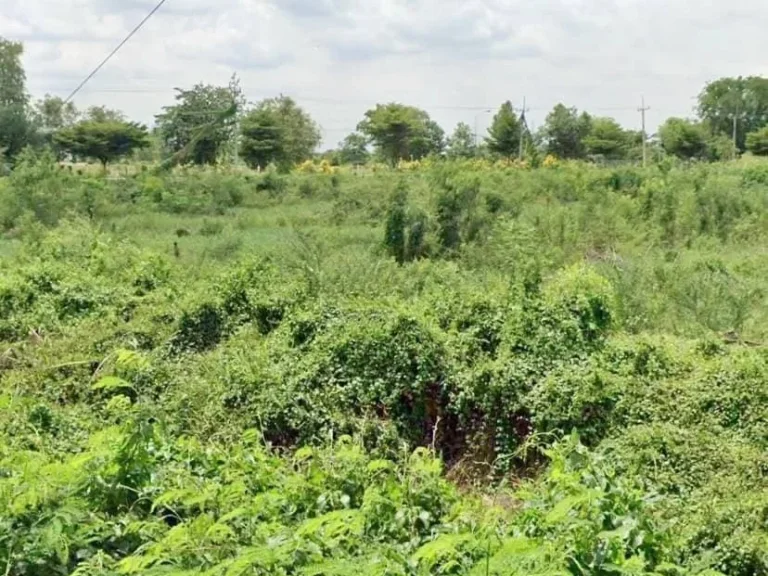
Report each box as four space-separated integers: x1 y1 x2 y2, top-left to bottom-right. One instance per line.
357 104 445 166
240 96 322 171
1 155 768 575
155 79 244 166
486 102 522 159
746 126 768 156
0 37 31 164
54 120 150 167
698 76 768 151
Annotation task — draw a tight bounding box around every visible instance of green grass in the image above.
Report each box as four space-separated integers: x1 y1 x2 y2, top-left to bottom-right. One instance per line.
1 154 767 575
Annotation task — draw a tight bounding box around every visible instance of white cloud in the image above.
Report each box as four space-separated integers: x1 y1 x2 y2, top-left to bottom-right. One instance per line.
1 0 767 146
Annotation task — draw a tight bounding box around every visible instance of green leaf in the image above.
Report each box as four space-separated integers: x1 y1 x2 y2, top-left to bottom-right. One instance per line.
92 376 135 392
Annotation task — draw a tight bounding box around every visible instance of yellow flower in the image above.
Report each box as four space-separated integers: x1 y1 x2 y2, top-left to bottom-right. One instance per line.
543 154 559 168
297 160 316 174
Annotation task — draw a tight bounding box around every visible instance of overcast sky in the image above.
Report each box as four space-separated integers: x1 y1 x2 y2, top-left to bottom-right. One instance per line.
3 0 767 147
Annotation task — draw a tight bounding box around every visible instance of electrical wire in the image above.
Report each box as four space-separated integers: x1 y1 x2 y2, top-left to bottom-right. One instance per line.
64 0 169 104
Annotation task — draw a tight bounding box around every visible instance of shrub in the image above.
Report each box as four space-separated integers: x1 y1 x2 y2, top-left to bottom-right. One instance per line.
384 183 408 264
256 170 287 197
745 126 768 156
0 149 71 229
541 263 616 345
170 301 227 353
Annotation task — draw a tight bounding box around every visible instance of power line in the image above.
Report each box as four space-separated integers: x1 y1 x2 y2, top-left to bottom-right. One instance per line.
64 0 169 104
42 82 681 116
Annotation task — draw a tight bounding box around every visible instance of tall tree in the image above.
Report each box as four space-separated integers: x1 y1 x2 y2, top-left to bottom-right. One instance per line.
447 122 476 159
54 120 150 168
156 77 243 165
265 96 320 166
0 106 31 164
583 117 629 160
698 76 768 151
0 37 31 163
486 101 521 158
542 104 592 159
338 132 369 165
239 96 320 170
0 37 26 107
659 118 709 159
357 103 439 166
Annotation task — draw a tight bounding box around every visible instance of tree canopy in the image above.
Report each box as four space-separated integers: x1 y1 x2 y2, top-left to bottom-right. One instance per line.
85 106 125 123
338 132 370 165
583 117 629 159
0 37 31 163
659 118 709 160
698 76 768 151
239 96 321 170
542 104 592 159
34 95 79 132
54 120 150 167
0 37 26 107
446 122 476 159
357 103 441 166
411 119 445 159
31 96 79 156
155 78 243 165
486 101 521 158
3 34 768 173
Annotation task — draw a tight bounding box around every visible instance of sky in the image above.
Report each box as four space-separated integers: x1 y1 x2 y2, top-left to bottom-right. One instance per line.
2 0 767 148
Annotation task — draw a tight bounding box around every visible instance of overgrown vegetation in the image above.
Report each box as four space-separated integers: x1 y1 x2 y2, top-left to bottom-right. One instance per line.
1 154 768 575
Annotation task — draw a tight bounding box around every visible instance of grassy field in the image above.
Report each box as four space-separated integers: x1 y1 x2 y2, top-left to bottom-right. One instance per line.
1 153 768 575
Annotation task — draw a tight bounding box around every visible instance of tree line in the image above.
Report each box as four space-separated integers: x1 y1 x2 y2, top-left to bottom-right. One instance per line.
3 35 768 171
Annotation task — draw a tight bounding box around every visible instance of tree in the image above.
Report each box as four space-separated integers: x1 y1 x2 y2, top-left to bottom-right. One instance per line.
84 105 125 123
264 96 320 166
583 117 629 159
746 126 768 156
338 132 369 165
0 37 31 163
357 103 439 166
486 101 521 158
658 118 709 160
411 119 445 158
34 95 79 131
239 96 320 170
542 104 592 159
239 107 284 169
156 78 242 165
698 76 768 151
54 120 150 167
447 122 476 159
32 95 79 154
0 37 26 107
0 106 31 164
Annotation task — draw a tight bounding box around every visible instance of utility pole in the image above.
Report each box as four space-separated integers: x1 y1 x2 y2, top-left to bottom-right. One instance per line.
474 109 492 149
518 97 529 161
638 97 650 168
732 113 738 154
